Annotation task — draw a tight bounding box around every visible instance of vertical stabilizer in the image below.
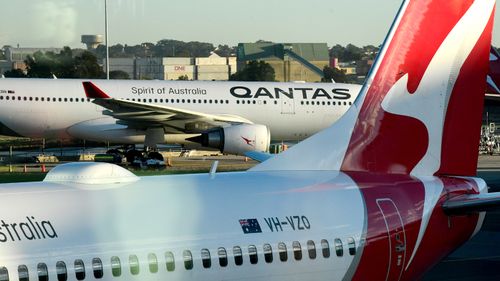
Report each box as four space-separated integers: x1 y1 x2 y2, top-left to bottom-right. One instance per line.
252 0 495 177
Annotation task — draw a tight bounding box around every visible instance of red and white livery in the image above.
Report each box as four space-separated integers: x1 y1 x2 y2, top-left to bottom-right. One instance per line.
0 0 499 281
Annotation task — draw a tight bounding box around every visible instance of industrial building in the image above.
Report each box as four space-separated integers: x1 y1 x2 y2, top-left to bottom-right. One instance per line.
105 53 237 80
236 43 329 82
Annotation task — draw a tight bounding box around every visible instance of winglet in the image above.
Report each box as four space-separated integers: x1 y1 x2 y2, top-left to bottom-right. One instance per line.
83 81 110 99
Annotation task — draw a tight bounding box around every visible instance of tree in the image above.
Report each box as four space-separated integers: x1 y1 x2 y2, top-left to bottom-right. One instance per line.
110 70 130 79
329 44 363 62
230 61 275 81
72 51 105 78
214 44 237 57
25 47 104 78
177 75 189 80
3 69 27 78
322 66 347 83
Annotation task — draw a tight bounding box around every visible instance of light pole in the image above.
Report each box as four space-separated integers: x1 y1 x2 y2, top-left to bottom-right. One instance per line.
105 0 109 79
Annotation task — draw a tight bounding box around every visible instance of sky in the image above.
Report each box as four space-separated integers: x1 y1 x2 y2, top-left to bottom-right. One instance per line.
1 0 500 49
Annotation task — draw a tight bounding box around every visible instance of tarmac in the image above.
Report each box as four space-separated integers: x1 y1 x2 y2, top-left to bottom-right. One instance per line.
423 155 500 280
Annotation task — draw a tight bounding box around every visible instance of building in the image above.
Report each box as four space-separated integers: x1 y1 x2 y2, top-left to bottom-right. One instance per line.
107 53 236 80
236 43 329 82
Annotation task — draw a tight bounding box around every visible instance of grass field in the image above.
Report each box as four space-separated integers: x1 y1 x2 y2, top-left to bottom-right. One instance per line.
0 159 254 183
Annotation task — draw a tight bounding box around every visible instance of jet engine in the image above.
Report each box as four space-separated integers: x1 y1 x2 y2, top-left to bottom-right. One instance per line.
187 124 271 155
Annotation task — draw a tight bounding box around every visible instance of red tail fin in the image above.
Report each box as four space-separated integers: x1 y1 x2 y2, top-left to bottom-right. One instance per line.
340 0 495 176
251 0 495 175
82 82 110 99
487 47 500 94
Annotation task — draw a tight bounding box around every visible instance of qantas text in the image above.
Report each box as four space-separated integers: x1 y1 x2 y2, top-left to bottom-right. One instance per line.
230 86 351 100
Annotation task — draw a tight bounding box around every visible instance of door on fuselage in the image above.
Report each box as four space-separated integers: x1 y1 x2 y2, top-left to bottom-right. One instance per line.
376 198 407 281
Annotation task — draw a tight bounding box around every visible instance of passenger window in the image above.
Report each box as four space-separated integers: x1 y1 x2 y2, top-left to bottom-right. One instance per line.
321 239 330 258
183 250 193 270
56 261 67 281
17 265 28 281
37 263 48 281
348 237 356 255
110 256 121 277
91 258 103 279
334 238 344 257
248 245 258 264
69 98 73 102
278 242 288 262
129 255 140 275
233 246 243 266
292 241 302 260
148 253 158 273
218 247 228 267
263 244 273 263
0 267 7 281
201 249 211 268
74 259 85 281
165 252 175 272
307 240 317 259
64 98 67 102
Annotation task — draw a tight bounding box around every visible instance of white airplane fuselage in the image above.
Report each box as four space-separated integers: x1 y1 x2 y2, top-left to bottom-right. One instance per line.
0 78 360 144
0 163 487 281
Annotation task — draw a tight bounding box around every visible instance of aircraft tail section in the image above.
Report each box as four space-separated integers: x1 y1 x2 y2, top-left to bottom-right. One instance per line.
252 0 495 177
83 81 110 99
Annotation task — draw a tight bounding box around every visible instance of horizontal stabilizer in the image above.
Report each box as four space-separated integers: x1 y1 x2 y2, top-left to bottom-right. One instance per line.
442 192 500 215
83 81 111 99
245 151 273 162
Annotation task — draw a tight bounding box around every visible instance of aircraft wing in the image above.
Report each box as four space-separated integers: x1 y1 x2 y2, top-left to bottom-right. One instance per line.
83 81 253 133
442 192 500 215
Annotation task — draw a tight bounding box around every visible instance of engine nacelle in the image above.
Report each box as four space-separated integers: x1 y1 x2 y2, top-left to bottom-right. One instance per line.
188 124 271 155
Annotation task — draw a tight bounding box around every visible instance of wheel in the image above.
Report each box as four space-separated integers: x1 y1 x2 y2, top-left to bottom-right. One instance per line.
125 149 143 163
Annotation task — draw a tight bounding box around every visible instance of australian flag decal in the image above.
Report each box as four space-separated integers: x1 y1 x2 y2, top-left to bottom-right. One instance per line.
239 218 262 234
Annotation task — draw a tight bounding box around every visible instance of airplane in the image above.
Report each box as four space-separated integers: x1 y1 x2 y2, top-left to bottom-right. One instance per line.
0 1 499 281
0 78 361 157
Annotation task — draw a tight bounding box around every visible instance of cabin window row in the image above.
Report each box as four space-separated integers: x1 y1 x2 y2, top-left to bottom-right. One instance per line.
0 96 91 103
0 237 356 281
300 100 352 106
